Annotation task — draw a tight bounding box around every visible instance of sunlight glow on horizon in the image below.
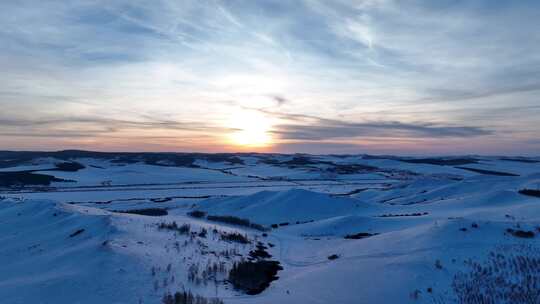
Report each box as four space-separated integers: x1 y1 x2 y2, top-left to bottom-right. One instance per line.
226 109 274 148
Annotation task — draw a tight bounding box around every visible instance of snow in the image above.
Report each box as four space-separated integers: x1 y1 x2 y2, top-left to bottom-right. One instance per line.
0 199 148 303
1 153 540 303
196 189 380 226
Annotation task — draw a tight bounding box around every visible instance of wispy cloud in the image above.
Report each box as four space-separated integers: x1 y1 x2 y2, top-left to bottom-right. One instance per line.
0 114 231 139
267 110 492 141
274 121 491 140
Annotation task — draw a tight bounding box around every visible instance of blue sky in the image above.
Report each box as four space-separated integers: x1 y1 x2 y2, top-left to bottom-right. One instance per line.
1 0 539 155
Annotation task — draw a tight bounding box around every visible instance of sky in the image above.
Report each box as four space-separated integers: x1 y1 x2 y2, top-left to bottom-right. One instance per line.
1 0 539 155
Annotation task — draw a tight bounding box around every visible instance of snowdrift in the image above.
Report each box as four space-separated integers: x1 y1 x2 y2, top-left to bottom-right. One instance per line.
0 199 146 304
196 189 379 226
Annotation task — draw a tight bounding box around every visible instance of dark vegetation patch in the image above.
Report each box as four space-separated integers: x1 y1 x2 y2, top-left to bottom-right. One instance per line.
187 210 207 218
0 161 83 188
52 162 85 172
206 215 266 231
219 231 250 244
450 245 540 304
501 157 540 163
113 208 168 216
262 154 380 175
249 242 272 260
69 229 85 238
344 232 378 239
201 153 244 165
327 254 339 260
198 228 207 238
150 197 172 203
400 158 479 166
455 167 519 176
162 291 223 304
259 157 281 165
158 222 191 235
506 228 535 238
271 219 314 229
134 153 197 167
0 171 67 187
0 157 33 168
332 188 367 196
282 156 318 166
519 189 540 198
362 154 397 160
326 163 378 174
228 260 282 295
379 212 428 217
67 196 211 206
328 154 353 158
0 150 244 170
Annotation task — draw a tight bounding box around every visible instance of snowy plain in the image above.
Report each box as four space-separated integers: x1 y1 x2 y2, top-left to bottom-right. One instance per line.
1 152 540 304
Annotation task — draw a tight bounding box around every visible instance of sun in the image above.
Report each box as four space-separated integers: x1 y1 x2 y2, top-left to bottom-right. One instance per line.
227 109 273 148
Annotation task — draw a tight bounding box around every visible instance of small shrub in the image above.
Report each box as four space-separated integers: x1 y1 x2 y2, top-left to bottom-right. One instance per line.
328 254 339 260
379 212 428 217
198 228 207 238
344 232 378 239
69 229 85 238
187 210 206 218
249 243 272 260
178 224 190 234
507 228 535 238
220 231 249 244
162 290 223 304
158 222 191 235
114 208 168 216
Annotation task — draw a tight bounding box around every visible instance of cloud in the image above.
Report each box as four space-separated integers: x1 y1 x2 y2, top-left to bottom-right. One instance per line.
0 114 230 139
273 118 492 141
269 95 290 107
271 141 365 154
0 0 538 154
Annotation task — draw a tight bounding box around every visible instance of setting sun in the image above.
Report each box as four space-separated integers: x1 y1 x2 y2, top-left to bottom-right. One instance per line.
227 109 274 148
